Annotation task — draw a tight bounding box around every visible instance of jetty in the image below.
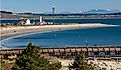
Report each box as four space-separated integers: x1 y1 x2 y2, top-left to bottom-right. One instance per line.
0 46 121 60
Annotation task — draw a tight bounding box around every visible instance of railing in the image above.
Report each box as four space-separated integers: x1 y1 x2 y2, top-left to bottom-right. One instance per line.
0 46 121 59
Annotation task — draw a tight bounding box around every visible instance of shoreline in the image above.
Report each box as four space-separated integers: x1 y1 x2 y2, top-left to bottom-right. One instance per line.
1 23 118 39
0 23 119 48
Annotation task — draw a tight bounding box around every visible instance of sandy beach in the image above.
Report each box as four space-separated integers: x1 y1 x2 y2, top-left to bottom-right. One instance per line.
59 59 121 70
0 23 118 39
41 54 121 70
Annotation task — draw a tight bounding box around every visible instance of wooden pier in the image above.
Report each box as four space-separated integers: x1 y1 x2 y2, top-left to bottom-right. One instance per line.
0 46 121 60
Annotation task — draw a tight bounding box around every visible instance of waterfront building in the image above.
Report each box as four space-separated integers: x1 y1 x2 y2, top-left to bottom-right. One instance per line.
20 18 31 25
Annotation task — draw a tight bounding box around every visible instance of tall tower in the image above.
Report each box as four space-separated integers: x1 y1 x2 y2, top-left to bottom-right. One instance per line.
52 6 55 14
52 6 55 25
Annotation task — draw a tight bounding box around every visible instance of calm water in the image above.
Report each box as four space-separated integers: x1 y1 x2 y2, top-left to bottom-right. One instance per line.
2 26 121 48
1 18 121 48
1 18 121 25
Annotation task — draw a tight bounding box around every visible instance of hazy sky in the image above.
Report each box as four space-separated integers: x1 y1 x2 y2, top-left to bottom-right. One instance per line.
1 0 121 13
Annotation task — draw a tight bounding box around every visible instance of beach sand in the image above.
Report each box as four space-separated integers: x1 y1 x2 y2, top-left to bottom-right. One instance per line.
88 60 121 70
41 54 121 70
59 59 121 70
0 23 118 39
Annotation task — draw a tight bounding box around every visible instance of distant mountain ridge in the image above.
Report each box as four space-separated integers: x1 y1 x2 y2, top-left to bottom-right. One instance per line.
1 9 121 14
80 9 121 14
44 9 121 14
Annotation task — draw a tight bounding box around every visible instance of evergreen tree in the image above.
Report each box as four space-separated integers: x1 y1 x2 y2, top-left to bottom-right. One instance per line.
12 43 62 70
69 52 95 70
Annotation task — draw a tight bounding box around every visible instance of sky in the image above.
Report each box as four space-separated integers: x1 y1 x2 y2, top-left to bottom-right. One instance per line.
1 0 121 13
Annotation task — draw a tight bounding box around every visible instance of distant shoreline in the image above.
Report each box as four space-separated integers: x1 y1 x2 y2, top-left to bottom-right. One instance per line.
1 18 121 20
1 23 118 40
0 23 119 48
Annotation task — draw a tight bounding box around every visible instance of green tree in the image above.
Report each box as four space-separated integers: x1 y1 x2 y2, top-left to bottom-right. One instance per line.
69 52 96 70
12 43 62 70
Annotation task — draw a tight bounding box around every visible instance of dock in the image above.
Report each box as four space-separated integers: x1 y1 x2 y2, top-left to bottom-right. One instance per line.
0 46 121 60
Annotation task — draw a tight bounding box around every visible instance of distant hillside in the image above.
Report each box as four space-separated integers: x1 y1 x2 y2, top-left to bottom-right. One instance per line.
80 9 121 14
0 13 21 19
0 11 34 19
0 11 13 14
1 10 121 19
0 11 20 19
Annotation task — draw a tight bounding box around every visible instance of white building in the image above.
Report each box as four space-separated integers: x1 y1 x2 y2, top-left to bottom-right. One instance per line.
20 18 31 25
25 19 31 25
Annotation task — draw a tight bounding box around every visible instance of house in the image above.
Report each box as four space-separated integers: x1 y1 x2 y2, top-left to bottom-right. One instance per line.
20 18 31 25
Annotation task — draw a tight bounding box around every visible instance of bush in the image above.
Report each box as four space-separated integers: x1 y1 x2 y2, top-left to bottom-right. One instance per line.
12 43 62 70
69 52 97 70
